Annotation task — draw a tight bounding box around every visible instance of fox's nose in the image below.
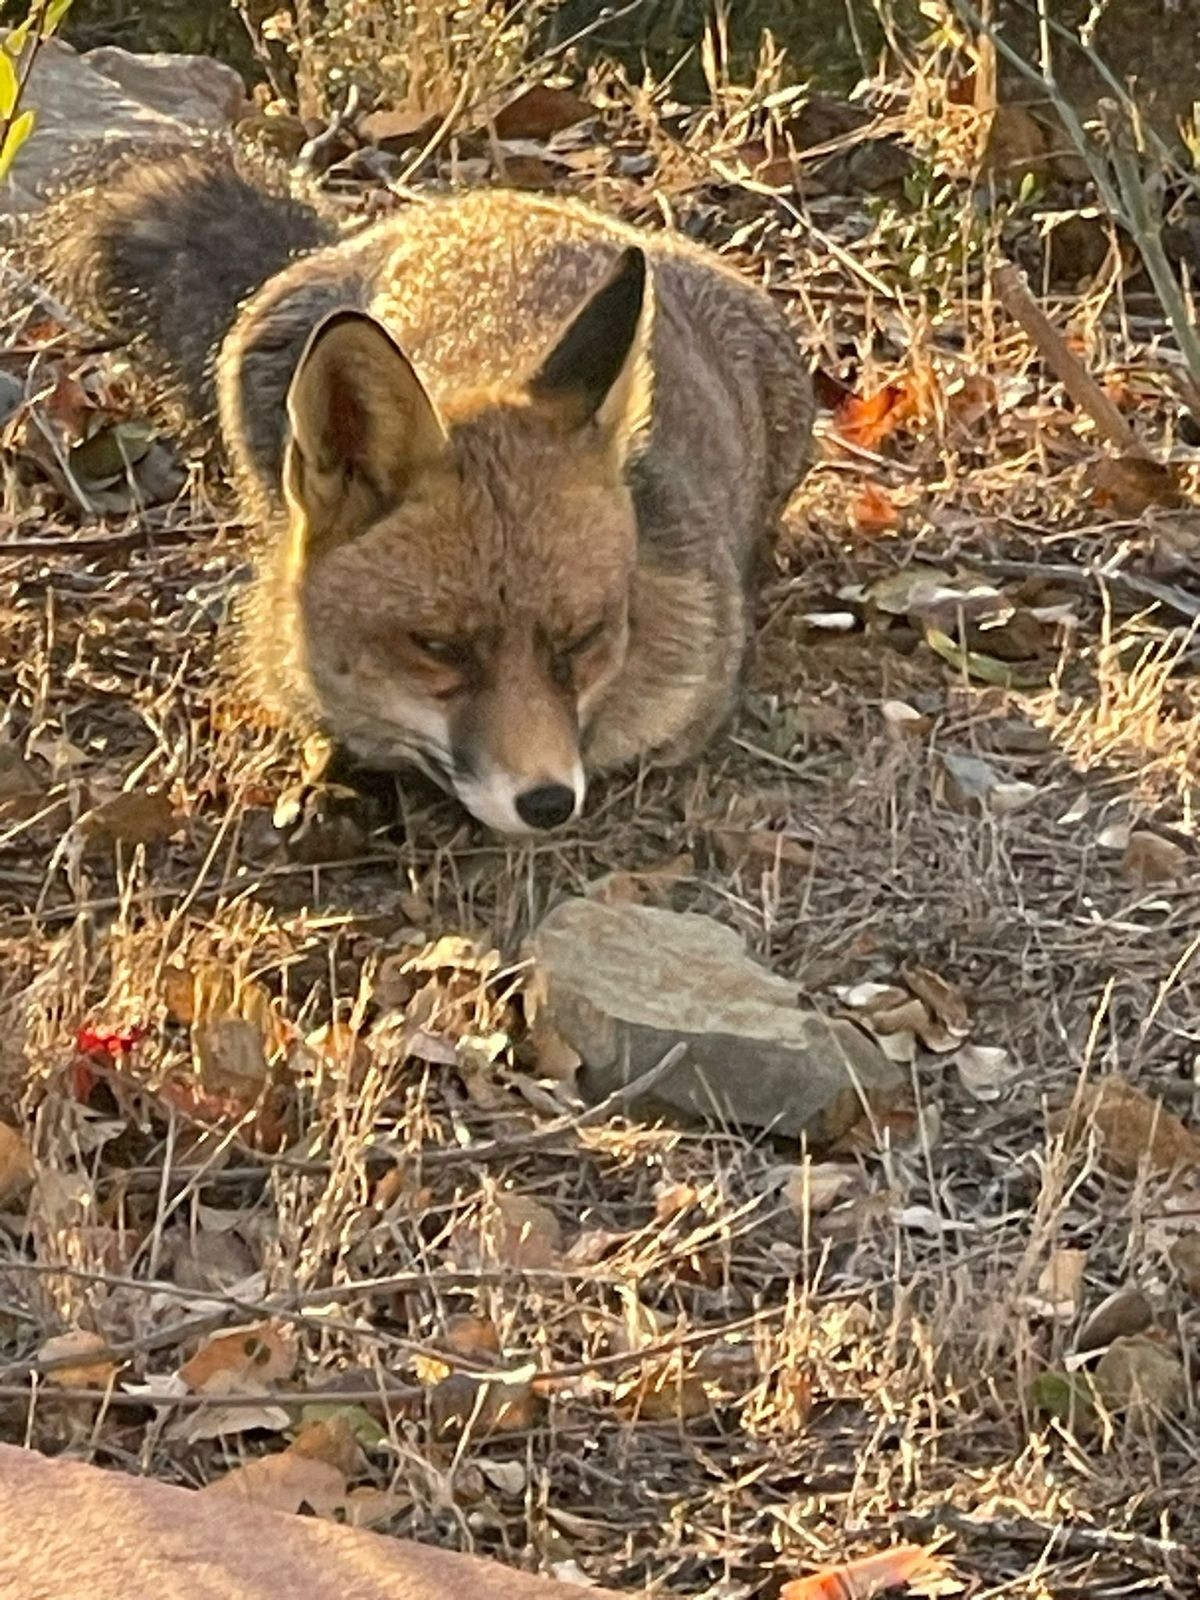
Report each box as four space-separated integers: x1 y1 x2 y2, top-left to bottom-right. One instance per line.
514 782 577 831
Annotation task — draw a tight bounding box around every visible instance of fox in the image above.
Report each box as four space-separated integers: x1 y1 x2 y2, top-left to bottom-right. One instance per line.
30 143 814 835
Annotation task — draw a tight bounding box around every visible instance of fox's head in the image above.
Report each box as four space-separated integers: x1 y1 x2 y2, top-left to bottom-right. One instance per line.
279 247 652 835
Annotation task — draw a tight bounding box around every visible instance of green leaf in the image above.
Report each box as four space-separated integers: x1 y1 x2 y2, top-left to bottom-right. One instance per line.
0 50 18 119
924 626 1047 690
5 19 32 57
45 0 75 36
0 106 34 182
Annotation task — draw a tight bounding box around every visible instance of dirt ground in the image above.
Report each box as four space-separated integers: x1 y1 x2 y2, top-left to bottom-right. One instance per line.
1 35 1200 1600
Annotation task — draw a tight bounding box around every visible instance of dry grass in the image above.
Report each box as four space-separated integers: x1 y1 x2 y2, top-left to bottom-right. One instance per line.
1 8 1200 1598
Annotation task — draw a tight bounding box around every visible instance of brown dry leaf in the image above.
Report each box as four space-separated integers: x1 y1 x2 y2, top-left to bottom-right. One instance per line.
712 826 814 870
1027 1248 1088 1321
191 1016 273 1099
1087 456 1184 515
782 1544 947 1600
488 1192 563 1269
442 1313 501 1361
179 1320 297 1392
0 1121 35 1203
617 1358 711 1422
82 788 179 847
564 1227 627 1267
1122 831 1188 887
1094 1334 1185 1417
882 700 933 739
782 1161 858 1215
1076 1288 1154 1354
903 965 970 1045
202 1449 348 1515
492 84 592 140
834 381 918 450
1059 1076 1200 1177
0 741 46 822
851 481 900 533
428 1372 542 1438
525 1013 582 1083
38 1329 117 1388
1168 1233 1200 1294
289 1412 362 1477
303 1020 369 1074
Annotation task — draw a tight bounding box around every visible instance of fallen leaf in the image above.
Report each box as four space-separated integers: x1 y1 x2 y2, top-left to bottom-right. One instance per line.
616 1357 711 1422
953 1043 1018 1101
82 788 178 847
881 700 932 739
1086 456 1184 515
1094 1334 1185 1417
478 1459 527 1496
428 1371 542 1438
866 564 953 617
903 966 970 1048
926 627 1043 688
851 482 900 533
459 1192 563 1271
191 1016 273 1098
492 84 592 140
0 1122 34 1203
1095 819 1132 850
38 1329 117 1388
1122 831 1188 887
442 1313 501 1361
781 1543 947 1599
289 1412 362 1476
202 1449 348 1515
834 382 918 450
1075 1287 1154 1354
1056 1076 1200 1177
1029 1368 1098 1432
1024 1247 1088 1321
179 1320 297 1392
780 1162 858 1215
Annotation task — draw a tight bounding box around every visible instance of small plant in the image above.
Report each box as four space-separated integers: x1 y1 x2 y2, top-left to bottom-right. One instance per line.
0 0 75 181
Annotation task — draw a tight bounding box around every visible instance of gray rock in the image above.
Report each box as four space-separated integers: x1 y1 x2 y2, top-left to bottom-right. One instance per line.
0 36 245 215
83 47 247 129
526 899 902 1145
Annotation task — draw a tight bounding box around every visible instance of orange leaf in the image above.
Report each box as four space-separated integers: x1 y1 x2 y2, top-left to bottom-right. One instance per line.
834 383 916 450
781 1543 945 1599
851 482 899 533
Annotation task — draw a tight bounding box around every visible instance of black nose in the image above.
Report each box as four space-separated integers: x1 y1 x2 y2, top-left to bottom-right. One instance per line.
514 782 577 831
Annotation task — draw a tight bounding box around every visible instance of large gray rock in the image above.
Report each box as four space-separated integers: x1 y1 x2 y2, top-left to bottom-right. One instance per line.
0 36 245 215
526 899 902 1146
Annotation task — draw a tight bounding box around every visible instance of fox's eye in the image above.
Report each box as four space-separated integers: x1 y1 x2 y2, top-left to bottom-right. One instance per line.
411 633 463 665
562 621 605 659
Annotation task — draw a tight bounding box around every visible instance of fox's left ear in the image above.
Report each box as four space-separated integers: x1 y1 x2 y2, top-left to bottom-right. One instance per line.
528 246 652 463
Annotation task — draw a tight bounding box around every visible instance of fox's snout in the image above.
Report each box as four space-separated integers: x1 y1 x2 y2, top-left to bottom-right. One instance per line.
451 677 587 835
452 764 585 836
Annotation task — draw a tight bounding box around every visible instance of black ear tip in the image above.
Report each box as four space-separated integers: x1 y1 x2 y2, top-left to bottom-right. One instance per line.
616 245 647 292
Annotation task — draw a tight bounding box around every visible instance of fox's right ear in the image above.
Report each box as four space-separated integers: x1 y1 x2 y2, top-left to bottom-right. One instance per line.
283 309 447 554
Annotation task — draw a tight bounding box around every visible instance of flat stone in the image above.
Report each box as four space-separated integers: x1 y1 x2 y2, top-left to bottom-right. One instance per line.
0 36 246 215
0 1442 615 1600
526 899 901 1145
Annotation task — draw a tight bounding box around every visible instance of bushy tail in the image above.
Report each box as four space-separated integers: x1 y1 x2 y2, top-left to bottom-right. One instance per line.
21 140 333 418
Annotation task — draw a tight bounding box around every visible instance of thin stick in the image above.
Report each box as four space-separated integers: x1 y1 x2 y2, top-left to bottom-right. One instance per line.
992 260 1147 456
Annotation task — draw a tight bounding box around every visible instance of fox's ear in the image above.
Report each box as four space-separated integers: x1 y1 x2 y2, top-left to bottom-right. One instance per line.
284 309 447 551
528 246 652 461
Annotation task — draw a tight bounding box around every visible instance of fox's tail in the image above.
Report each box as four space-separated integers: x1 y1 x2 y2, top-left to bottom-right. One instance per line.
21 140 333 418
